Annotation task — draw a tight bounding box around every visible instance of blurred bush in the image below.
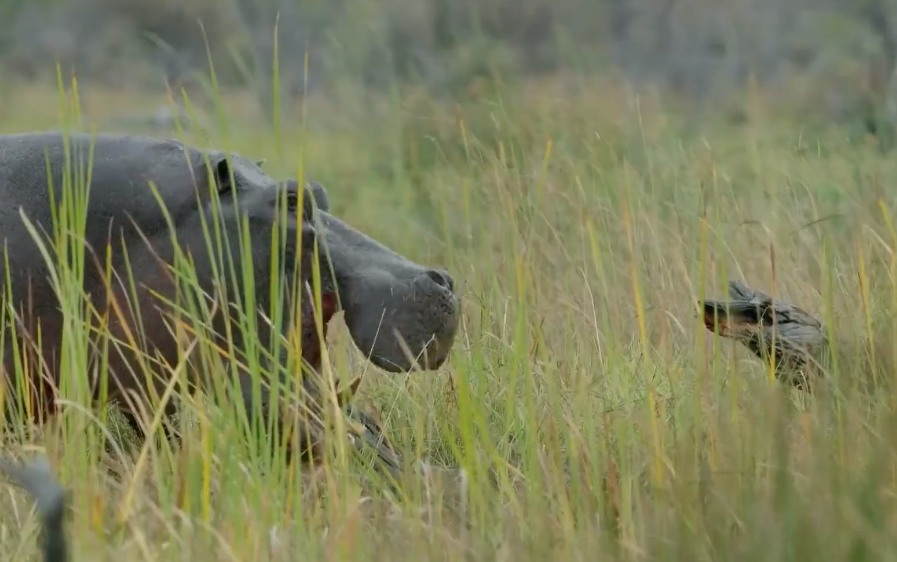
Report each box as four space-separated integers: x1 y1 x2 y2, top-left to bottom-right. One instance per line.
1 0 897 133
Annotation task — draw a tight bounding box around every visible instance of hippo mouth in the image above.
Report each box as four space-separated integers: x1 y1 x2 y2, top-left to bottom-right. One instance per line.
291 282 407 478
298 282 339 371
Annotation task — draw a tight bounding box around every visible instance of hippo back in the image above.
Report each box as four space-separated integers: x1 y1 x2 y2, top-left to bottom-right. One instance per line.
0 132 240 316
0 132 222 256
0 132 253 413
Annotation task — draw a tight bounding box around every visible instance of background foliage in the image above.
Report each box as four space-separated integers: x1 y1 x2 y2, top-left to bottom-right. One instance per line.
4 0 897 130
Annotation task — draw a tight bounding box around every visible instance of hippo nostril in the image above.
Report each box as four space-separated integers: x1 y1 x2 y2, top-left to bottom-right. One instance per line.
422 268 454 292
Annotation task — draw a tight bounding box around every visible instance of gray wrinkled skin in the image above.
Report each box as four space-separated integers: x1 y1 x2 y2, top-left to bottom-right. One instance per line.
0 131 459 445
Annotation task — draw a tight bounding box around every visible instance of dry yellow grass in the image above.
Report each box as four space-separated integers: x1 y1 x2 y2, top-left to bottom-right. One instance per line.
2 75 897 562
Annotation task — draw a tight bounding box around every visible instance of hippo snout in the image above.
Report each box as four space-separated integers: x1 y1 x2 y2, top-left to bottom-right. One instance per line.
341 265 460 372
315 209 461 373
405 267 459 365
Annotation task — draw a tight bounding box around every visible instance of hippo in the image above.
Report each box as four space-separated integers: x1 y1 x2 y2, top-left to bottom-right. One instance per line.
0 131 459 461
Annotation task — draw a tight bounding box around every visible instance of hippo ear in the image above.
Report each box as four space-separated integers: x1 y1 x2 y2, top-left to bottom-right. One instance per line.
212 157 234 195
256 158 267 168
306 181 330 213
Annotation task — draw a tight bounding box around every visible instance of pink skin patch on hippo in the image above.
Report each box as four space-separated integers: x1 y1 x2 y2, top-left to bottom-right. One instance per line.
299 282 339 369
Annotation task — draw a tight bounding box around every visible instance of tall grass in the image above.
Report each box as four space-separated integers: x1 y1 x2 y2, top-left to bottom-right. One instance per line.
4 54 897 562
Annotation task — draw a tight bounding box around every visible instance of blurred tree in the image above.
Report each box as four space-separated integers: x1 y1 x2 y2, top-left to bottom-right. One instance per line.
0 0 55 54
3 0 897 131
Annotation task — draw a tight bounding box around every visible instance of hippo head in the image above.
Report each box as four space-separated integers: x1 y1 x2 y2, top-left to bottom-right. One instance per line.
185 154 459 372
173 154 457 470
297 181 459 373
201 156 459 376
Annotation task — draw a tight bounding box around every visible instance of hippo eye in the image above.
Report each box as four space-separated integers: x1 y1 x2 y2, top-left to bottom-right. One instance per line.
286 191 299 213
283 190 314 222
